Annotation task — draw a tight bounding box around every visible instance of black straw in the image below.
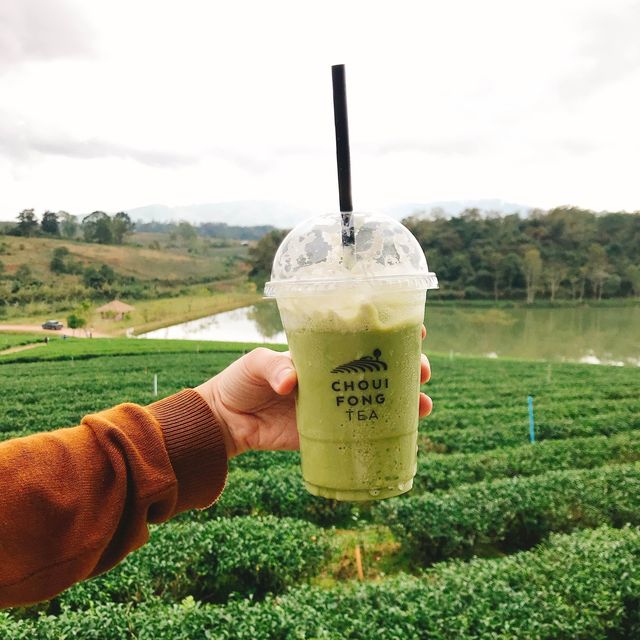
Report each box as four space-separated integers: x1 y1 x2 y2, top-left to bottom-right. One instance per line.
332 64 355 247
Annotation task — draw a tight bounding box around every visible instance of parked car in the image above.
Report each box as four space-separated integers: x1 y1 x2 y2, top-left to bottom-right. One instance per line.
42 320 64 330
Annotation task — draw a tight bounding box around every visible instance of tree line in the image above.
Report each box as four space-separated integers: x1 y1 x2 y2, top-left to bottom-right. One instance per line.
247 207 640 301
137 220 275 241
6 209 135 245
403 206 639 301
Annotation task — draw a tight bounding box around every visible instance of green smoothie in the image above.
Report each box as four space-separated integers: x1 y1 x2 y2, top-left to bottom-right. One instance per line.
265 212 437 501
287 317 422 501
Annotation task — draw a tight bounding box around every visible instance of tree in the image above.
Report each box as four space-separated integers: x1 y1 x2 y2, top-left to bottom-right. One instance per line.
523 247 542 304
94 217 114 244
41 211 60 235
248 229 288 283
67 313 87 333
59 212 78 239
112 212 135 244
624 265 640 297
82 211 114 244
83 264 116 290
176 221 197 245
499 253 523 297
50 246 70 274
587 244 610 300
544 261 568 302
16 209 39 237
486 251 503 301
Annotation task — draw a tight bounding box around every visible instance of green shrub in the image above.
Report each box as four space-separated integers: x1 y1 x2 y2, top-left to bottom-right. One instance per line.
424 410 640 453
59 516 329 608
378 462 640 563
229 449 299 471
201 466 356 526
415 431 640 492
4 526 640 639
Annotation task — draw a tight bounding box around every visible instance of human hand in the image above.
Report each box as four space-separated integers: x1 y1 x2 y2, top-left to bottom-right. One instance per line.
195 348 298 458
196 328 432 458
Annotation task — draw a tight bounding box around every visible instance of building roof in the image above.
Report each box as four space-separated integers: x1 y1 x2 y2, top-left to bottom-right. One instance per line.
95 299 135 313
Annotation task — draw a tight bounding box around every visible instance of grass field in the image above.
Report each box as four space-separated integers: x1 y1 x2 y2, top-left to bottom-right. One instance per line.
1 338 639 637
0 234 249 282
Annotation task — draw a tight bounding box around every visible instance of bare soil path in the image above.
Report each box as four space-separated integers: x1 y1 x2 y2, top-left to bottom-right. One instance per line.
0 324 108 338
0 342 47 355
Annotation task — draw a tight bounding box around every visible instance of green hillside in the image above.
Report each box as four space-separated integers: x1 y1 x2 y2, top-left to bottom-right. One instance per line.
0 233 259 334
1 339 640 636
0 234 248 282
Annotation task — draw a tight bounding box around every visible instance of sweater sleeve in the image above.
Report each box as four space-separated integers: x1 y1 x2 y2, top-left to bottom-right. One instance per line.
0 389 227 609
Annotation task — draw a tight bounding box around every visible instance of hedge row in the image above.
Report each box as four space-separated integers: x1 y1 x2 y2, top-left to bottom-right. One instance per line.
229 449 299 471
424 396 639 432
378 462 640 563
3 526 640 639
58 516 328 609
190 466 356 526
205 432 640 527
423 410 640 453
415 431 640 492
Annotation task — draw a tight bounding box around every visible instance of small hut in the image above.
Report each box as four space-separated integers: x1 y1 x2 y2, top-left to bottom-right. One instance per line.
96 299 135 321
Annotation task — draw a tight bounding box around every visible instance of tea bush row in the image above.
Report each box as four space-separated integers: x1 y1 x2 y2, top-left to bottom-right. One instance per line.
424 396 639 432
415 430 640 491
3 526 639 639
379 462 640 563
423 409 640 453
0 351 239 433
187 467 355 526
0 333 43 351
58 516 329 609
214 432 640 526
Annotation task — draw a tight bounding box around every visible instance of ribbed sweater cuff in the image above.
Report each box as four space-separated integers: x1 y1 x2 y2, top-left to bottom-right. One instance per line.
148 389 228 514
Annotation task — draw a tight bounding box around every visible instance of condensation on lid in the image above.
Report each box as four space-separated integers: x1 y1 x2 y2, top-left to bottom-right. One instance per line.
264 211 439 298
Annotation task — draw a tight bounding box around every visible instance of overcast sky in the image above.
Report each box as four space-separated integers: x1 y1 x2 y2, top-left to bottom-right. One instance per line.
1 0 639 221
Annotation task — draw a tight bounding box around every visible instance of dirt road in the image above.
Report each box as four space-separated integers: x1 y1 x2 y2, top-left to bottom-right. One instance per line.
0 324 109 338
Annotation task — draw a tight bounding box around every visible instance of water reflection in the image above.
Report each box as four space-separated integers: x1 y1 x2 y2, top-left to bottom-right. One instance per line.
139 301 640 366
139 304 286 344
247 303 285 340
425 305 640 366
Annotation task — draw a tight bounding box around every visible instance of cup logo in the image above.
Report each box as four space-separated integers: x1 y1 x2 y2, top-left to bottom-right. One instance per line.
330 349 388 423
331 349 388 374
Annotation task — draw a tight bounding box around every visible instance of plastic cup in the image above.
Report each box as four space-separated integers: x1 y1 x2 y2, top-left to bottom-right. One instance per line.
265 212 438 501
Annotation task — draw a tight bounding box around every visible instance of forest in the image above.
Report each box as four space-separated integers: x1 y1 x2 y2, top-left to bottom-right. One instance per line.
403 206 640 301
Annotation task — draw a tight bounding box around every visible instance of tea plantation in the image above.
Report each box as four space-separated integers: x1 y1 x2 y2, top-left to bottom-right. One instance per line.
1 335 639 638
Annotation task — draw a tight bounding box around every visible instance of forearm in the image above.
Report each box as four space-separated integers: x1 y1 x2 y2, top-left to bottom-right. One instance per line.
0 389 227 608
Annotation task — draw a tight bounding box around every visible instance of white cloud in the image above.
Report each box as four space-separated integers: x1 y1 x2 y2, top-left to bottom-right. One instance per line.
1 0 639 219
0 0 92 70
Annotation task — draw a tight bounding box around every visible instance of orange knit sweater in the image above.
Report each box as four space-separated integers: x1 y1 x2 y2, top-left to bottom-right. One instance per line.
0 389 228 608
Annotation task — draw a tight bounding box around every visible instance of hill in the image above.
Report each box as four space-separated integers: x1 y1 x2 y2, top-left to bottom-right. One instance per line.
0 234 247 283
0 234 259 333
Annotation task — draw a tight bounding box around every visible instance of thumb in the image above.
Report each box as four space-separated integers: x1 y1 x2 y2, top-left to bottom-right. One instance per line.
245 348 297 395
269 351 297 395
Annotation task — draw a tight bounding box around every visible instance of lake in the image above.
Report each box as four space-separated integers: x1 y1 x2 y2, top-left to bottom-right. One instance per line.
139 302 640 366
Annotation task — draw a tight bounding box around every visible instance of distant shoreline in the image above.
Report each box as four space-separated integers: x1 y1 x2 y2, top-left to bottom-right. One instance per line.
426 297 640 309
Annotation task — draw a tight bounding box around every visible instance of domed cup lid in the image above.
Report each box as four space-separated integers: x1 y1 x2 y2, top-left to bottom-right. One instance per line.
265 212 438 298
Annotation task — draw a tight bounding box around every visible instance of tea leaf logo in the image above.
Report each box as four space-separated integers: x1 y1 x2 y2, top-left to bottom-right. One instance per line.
331 349 388 374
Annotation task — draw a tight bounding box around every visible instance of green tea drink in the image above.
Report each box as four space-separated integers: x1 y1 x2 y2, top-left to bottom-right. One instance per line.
288 320 421 500
279 291 426 501
265 212 438 501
